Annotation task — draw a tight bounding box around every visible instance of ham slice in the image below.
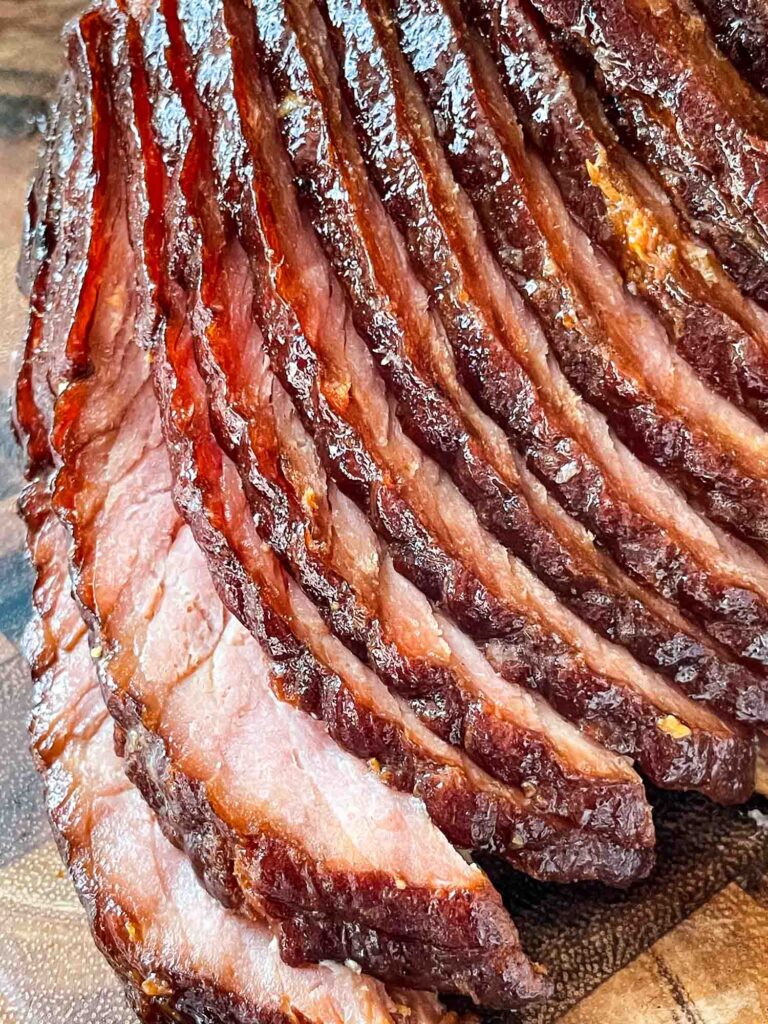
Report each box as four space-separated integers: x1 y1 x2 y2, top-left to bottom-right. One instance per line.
22 490 450 1024
15 40 98 474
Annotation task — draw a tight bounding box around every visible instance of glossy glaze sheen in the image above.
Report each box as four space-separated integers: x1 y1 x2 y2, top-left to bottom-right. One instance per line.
694 0 768 95
524 0 768 305
121 0 661 874
466 0 768 429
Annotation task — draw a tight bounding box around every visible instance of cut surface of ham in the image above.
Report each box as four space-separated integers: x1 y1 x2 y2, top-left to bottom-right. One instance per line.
23 488 450 1024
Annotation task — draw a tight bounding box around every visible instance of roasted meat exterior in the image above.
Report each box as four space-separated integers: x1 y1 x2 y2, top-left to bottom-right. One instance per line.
14 30 104 475
276 0 758 790
521 0 768 306
694 0 768 95
245 0 768 737
118 0 662 874
387 0 768 552
467 0 768 431
14 0 768 1012
29 195 549 1008
22 488 450 1024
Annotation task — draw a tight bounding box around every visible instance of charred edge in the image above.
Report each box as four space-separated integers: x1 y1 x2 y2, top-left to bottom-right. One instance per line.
487 641 756 805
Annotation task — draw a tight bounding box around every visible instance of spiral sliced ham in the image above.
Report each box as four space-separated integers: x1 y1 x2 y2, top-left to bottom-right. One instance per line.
13 0 768 1014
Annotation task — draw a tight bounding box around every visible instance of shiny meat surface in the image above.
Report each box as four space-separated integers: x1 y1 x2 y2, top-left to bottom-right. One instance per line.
13 0 768 1013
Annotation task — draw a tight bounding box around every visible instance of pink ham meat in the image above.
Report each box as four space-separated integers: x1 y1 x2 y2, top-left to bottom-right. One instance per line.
519 0 768 307
466 0 768 432
389 0 768 552
118 0 657 874
19 10 551 1008
314 0 768 681
22 493 450 1024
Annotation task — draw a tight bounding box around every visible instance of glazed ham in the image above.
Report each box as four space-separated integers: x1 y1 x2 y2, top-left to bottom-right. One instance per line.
21 54 549 1010
23 494 449 1024
126 0 754 805
390 0 768 550
14 0 768 1014
121 0 659 852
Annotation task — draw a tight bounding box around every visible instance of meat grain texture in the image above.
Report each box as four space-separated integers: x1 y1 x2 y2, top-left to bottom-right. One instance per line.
12 0 768 1016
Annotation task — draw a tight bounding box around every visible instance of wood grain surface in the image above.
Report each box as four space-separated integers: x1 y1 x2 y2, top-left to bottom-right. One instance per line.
0 3 765 1023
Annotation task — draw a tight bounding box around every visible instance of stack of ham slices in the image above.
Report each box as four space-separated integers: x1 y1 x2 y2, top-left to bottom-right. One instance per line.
14 0 768 1016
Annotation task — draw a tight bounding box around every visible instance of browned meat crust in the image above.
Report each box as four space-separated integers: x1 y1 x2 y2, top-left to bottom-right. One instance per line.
389 0 768 551
12 0 768 1010
521 0 768 305
694 0 768 95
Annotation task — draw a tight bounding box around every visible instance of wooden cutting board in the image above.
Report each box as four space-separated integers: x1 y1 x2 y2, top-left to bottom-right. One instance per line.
0 3 765 1022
